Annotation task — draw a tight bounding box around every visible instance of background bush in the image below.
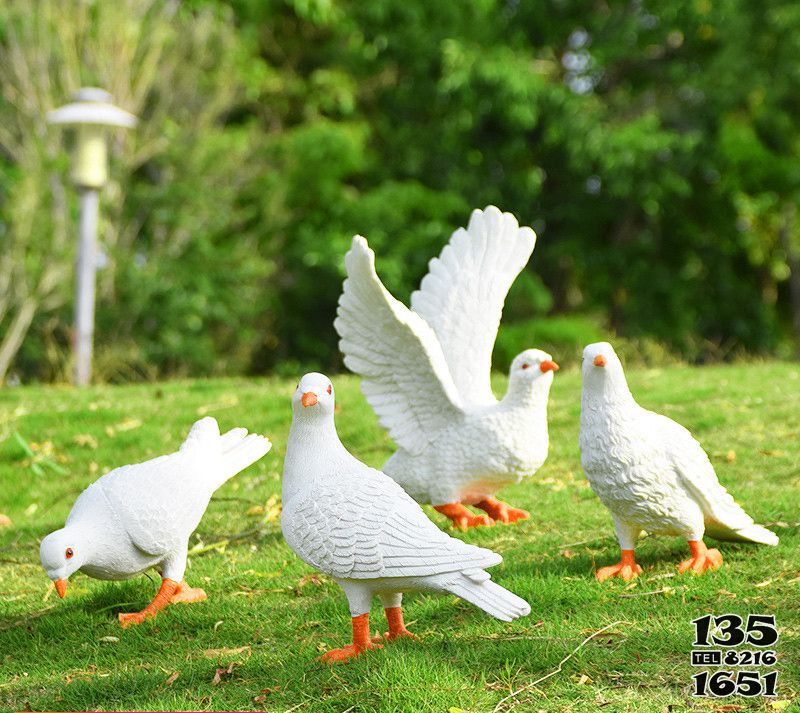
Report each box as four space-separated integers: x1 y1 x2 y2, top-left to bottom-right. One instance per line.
2 0 800 383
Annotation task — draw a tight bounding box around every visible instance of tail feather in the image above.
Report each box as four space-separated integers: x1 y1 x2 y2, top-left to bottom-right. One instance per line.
221 427 248 451
214 432 271 488
706 521 779 546
445 574 530 622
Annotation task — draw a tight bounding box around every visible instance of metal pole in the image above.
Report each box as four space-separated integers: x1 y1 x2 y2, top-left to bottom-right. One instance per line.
74 187 99 386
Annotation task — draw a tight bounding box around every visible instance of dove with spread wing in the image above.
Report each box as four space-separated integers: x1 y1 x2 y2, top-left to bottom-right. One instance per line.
335 206 558 529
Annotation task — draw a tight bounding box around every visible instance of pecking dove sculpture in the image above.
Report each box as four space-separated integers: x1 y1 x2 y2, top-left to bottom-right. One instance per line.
579 342 779 581
335 205 558 529
40 417 271 626
281 372 531 663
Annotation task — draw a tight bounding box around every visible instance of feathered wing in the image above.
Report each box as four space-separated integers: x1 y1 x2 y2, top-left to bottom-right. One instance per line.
655 414 779 546
283 467 530 621
101 418 271 557
284 470 501 580
335 236 464 455
410 206 536 406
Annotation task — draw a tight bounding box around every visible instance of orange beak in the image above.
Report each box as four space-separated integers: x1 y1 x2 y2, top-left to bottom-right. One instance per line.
301 391 318 408
593 355 607 368
539 360 560 373
55 579 67 599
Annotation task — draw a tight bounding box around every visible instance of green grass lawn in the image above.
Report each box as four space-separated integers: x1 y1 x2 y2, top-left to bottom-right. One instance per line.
1 364 798 712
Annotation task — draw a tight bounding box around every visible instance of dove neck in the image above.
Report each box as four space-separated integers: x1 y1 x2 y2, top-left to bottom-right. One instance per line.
581 372 636 417
283 414 347 505
503 374 552 410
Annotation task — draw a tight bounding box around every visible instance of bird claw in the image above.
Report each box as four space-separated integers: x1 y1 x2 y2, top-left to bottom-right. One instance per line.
170 584 207 604
372 628 416 643
678 548 723 575
454 513 494 530
118 611 151 628
321 641 382 664
475 498 529 524
434 503 494 530
596 561 643 582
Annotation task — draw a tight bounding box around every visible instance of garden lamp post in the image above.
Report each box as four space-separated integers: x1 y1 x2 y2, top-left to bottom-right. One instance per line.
47 88 137 386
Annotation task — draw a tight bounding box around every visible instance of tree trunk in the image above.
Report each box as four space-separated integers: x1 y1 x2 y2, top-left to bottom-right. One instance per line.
0 297 37 383
779 204 800 357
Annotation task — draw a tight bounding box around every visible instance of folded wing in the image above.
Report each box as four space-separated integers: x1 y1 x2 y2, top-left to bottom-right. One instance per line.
285 472 502 580
654 413 779 545
335 236 463 455
411 206 536 406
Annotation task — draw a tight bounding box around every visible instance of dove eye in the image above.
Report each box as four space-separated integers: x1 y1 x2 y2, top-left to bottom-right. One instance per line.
521 363 530 370
65 548 74 559
327 385 332 395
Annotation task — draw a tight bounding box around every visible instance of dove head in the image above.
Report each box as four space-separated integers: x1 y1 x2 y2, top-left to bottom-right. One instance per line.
40 525 91 598
507 349 559 399
581 342 633 405
292 372 336 421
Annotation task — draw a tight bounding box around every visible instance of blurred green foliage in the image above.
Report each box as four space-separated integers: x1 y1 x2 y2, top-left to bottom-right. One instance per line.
2 0 800 382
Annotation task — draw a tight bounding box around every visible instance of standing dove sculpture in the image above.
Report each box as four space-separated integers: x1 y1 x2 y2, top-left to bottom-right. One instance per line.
40 417 271 626
579 342 779 581
335 205 558 529
281 372 531 663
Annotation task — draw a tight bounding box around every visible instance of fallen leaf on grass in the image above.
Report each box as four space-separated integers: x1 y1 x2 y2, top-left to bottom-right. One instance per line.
98 636 119 644
769 702 791 711
0 514 11 528
204 645 251 659
571 673 593 685
73 434 98 449
165 671 180 686
560 549 576 559
212 662 237 685
253 687 280 703
712 705 743 712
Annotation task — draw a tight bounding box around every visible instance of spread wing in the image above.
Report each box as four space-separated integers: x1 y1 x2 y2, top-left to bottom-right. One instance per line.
283 468 501 580
411 206 536 407
335 236 464 455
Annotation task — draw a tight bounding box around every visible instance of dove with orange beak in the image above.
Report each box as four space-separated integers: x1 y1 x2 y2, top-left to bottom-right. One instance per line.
281 372 530 663
579 342 778 582
335 206 559 529
39 417 270 626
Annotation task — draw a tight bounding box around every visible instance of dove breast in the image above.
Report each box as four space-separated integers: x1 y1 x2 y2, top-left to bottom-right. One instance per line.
580 409 706 538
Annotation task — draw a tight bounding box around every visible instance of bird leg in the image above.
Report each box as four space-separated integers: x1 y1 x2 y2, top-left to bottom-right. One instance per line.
596 549 643 582
169 579 207 604
433 503 494 529
372 606 416 643
474 497 530 524
119 577 179 627
678 540 723 575
321 613 382 663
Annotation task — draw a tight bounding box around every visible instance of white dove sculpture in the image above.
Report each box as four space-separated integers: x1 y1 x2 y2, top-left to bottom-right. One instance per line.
580 342 779 581
40 417 271 627
281 372 531 663
335 205 558 530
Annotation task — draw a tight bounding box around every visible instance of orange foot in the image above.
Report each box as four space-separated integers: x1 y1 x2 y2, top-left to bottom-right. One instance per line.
321 641 381 663
475 497 530 524
434 503 494 530
119 611 152 628
372 606 416 643
118 577 179 627
678 540 723 575
170 581 207 604
596 549 642 582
